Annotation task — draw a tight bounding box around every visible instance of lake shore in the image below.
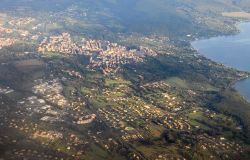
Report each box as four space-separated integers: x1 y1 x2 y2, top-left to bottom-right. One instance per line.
191 22 250 103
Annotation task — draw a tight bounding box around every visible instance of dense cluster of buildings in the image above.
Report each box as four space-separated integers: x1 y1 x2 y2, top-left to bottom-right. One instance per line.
30 79 97 126
0 26 13 34
9 17 35 27
0 38 16 49
88 43 157 73
32 79 68 108
38 33 78 54
38 33 157 73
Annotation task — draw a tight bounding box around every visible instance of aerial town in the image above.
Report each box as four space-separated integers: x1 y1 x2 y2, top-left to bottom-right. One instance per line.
0 6 250 160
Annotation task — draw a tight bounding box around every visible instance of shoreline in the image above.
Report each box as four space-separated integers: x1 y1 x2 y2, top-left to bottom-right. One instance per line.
190 21 250 103
190 19 250 42
233 76 250 103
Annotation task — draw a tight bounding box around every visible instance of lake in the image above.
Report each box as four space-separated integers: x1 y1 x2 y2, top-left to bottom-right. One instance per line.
192 22 250 102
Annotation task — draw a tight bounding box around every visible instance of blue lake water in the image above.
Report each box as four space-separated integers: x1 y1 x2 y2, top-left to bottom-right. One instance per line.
192 22 250 102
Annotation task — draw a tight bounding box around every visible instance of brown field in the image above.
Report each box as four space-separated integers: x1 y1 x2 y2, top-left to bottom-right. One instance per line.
222 12 250 19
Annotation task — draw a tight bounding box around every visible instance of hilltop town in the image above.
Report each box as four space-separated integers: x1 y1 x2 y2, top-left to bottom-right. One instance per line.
38 32 157 73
